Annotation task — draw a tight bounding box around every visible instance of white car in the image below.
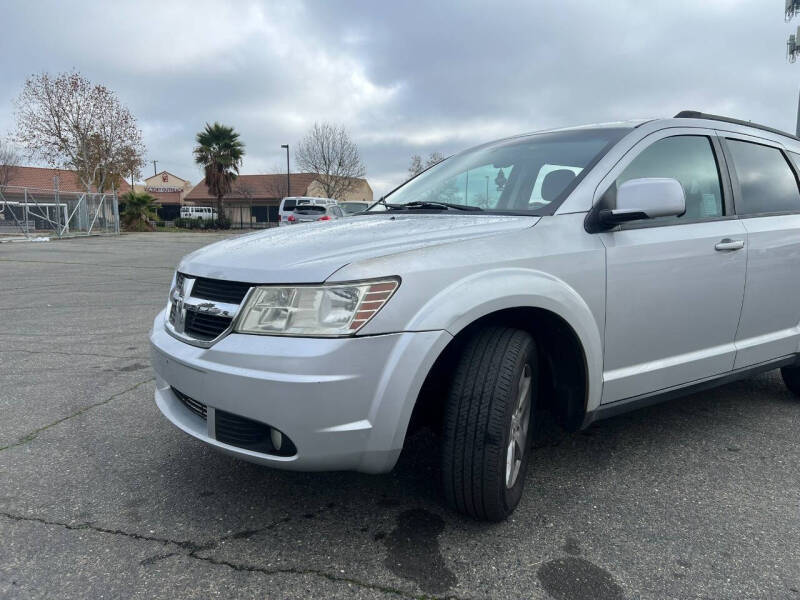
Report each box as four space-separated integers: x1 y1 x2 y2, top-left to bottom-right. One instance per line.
278 196 337 226
152 111 800 520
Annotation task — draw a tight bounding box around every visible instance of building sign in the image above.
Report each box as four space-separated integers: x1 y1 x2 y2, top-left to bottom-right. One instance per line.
145 186 183 193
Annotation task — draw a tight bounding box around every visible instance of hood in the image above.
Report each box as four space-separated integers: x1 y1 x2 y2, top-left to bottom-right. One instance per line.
179 213 538 283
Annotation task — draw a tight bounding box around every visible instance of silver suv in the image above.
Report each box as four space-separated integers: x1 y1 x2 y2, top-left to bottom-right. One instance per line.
151 112 800 520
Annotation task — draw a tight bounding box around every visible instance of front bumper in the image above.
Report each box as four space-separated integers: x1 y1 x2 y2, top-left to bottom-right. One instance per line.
150 309 451 473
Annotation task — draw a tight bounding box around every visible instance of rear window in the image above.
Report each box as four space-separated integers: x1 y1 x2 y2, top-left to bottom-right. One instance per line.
295 205 326 214
282 200 297 211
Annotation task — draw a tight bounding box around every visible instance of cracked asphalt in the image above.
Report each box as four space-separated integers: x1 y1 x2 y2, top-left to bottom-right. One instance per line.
1 232 800 599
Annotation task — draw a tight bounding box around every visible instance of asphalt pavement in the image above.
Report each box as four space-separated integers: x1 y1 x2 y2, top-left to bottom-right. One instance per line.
1 232 799 599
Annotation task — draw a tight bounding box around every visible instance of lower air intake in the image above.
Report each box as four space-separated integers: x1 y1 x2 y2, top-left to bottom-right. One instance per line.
173 388 207 420
215 410 297 457
171 388 296 457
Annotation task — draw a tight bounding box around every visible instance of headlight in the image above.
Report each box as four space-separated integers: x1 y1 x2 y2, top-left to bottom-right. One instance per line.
234 278 399 337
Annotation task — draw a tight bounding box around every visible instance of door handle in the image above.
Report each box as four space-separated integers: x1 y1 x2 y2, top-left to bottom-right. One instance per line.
714 238 745 251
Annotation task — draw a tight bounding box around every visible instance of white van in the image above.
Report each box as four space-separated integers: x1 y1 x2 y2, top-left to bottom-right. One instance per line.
180 206 217 220
278 197 337 226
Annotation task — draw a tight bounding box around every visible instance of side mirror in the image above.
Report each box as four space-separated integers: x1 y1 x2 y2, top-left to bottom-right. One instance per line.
597 178 686 228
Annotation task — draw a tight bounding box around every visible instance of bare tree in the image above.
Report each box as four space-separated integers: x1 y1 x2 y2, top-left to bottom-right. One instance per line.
0 139 20 188
295 122 366 200
14 71 145 194
408 151 445 178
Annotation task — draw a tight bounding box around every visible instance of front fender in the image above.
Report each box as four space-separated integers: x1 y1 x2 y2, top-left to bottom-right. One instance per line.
406 268 604 414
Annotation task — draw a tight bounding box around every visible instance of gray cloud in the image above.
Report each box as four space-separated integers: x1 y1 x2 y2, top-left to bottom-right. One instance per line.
0 0 797 196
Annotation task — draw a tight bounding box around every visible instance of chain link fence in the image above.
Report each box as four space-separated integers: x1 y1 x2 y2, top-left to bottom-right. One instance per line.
0 185 119 239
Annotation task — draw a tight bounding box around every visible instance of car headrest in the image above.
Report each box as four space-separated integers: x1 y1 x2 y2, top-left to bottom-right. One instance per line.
541 169 577 202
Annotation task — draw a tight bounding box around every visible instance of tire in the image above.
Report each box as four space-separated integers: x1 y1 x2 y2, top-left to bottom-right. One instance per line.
441 326 537 521
781 364 800 397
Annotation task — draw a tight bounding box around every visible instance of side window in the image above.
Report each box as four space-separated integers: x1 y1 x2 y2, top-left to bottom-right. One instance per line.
613 135 724 220
726 140 800 215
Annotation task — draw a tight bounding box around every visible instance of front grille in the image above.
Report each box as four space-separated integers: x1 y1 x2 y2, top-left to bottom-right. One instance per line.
190 276 252 304
169 274 252 344
173 388 207 420
184 310 231 340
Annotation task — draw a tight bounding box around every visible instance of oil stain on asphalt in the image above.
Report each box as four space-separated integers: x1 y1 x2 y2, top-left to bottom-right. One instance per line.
382 508 457 594
537 556 625 600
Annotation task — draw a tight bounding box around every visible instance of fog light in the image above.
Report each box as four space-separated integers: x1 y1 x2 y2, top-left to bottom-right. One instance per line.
270 428 283 451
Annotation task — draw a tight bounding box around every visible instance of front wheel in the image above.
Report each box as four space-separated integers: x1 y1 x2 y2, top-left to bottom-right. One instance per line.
441 327 536 521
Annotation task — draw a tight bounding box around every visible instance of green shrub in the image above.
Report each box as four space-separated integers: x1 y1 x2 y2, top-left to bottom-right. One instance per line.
121 191 159 232
174 216 231 230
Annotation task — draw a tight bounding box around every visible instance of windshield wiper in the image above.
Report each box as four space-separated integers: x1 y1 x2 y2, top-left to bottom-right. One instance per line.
366 198 483 212
400 201 483 211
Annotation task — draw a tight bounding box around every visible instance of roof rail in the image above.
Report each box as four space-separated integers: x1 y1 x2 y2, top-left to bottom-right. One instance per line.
674 110 800 142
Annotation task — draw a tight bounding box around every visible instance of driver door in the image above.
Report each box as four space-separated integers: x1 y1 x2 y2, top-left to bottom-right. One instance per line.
596 129 747 403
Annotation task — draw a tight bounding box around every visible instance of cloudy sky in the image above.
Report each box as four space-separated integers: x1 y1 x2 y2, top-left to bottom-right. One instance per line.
1 0 798 196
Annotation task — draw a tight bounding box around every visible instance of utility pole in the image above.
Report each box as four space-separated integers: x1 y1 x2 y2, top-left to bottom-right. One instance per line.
152 160 158 176
785 1 800 135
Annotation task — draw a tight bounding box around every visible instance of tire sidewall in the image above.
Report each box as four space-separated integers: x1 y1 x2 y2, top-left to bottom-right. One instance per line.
494 336 536 518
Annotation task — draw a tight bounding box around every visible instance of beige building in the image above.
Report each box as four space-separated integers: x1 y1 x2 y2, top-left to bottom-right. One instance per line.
134 171 193 219
184 173 373 226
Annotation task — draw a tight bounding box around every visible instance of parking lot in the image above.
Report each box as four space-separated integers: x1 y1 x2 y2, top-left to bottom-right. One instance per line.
0 232 799 599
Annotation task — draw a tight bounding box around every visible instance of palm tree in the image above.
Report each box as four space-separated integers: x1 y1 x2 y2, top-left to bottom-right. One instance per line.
121 191 159 231
193 122 245 226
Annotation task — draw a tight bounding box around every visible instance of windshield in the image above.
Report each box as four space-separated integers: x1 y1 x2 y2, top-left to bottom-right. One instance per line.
376 128 630 214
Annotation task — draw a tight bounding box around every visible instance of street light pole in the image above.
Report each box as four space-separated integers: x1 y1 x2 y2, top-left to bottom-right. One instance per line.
281 144 290 198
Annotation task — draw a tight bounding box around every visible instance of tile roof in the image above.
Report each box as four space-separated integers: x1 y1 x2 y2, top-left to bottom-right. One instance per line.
184 173 320 201
184 173 370 202
1 165 131 194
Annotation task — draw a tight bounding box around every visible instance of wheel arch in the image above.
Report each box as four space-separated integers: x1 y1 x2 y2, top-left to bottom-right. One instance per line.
409 304 595 440
368 268 604 465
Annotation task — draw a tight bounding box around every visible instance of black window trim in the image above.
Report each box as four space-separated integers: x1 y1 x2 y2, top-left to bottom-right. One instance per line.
718 134 800 219
588 131 734 232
